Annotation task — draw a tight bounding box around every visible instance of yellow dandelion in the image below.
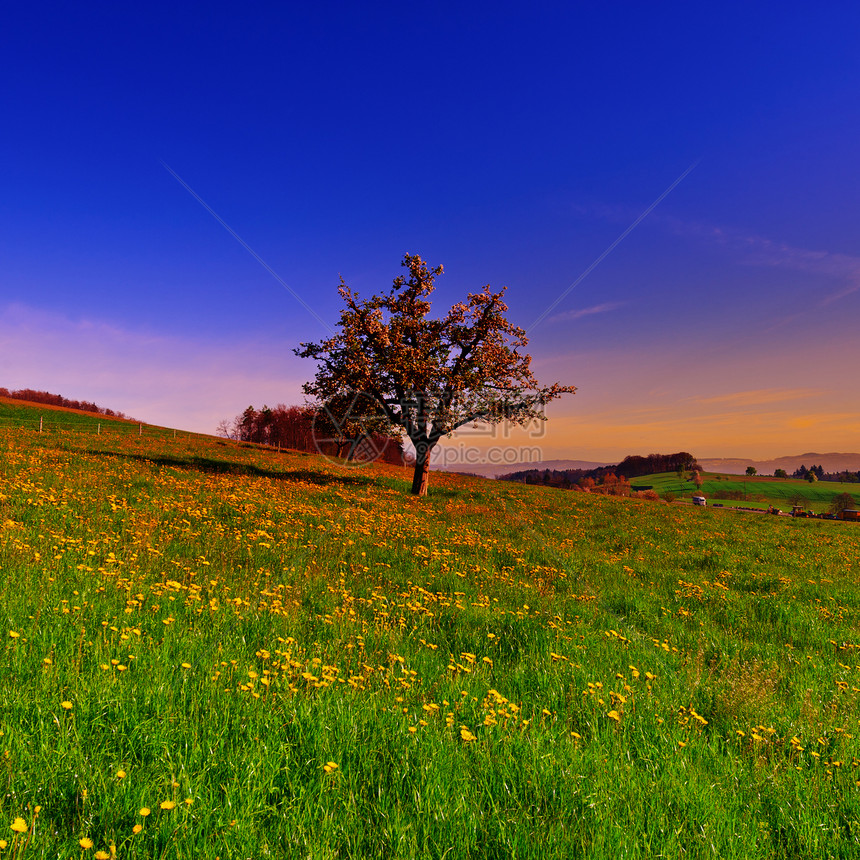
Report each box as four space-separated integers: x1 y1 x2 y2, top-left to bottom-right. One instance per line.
79 837 94 849
160 800 176 810
10 817 27 833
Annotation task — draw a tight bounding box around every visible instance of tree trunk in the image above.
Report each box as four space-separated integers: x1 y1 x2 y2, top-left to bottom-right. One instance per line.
411 452 431 496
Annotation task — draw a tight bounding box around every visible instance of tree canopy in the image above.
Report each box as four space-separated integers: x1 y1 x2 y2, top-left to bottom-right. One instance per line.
295 254 575 495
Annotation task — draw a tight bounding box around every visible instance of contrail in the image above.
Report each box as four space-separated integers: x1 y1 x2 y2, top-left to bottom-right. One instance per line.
160 160 335 335
528 160 700 333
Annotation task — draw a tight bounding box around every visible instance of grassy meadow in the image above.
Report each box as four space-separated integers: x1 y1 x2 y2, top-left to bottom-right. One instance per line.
1 405 860 858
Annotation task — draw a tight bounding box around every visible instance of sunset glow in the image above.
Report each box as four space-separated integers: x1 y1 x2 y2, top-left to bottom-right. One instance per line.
3 5 859 463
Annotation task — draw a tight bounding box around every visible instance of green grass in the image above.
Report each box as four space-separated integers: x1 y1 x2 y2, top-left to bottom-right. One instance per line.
633 471 860 513
1 404 860 858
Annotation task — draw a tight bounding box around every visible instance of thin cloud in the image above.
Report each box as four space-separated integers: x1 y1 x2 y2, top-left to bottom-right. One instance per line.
579 202 860 309
660 216 860 306
692 388 821 407
547 301 625 323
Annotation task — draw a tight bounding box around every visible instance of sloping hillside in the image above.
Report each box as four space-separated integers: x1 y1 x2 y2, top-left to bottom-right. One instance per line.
1 401 859 858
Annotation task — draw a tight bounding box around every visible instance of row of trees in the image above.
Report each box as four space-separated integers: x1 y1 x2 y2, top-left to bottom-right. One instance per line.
217 403 405 466
769 464 859 483
793 464 826 480
614 452 700 479
502 452 700 488
0 388 130 418
793 464 860 483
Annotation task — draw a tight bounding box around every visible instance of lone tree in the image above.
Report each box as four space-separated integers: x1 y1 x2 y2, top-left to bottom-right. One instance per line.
830 492 858 515
296 254 575 496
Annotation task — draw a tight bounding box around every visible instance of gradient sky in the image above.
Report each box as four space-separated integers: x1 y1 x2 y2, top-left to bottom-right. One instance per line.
3 3 860 463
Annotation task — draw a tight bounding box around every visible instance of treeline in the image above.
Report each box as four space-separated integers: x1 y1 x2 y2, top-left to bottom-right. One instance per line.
501 452 700 489
0 387 130 418
793 464 860 483
218 404 405 466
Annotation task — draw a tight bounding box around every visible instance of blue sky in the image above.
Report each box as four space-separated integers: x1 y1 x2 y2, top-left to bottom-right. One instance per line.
3 2 859 461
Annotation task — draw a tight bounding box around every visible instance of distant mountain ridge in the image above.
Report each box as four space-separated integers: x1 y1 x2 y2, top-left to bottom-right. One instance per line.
698 453 860 475
438 453 860 479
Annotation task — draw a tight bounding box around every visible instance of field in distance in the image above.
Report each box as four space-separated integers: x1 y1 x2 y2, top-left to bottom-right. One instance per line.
1 401 859 858
632 471 860 513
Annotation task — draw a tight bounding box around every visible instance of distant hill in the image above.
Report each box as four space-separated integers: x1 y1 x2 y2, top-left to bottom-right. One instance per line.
699 453 860 475
435 459 611 479
0 387 131 419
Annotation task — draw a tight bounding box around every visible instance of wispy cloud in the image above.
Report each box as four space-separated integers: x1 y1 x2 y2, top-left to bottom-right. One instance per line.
660 216 860 307
547 301 625 323
578 202 860 310
691 388 821 407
